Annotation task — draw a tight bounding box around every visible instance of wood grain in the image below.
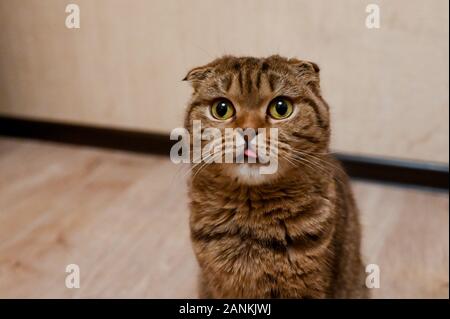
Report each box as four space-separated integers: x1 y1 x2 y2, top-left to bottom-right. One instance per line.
0 137 448 298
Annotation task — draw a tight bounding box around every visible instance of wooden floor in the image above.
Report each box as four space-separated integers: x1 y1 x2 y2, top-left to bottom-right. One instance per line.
0 137 448 299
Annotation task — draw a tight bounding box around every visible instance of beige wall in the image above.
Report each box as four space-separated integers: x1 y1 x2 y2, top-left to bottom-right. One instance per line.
0 0 448 163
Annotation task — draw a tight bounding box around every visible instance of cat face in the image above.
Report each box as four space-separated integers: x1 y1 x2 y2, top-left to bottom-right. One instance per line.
184 55 330 185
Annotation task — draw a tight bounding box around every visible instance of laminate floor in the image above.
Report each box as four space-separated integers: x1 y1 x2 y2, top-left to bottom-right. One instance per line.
0 137 448 298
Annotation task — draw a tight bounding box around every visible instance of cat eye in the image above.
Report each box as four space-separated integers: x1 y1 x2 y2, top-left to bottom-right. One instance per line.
267 97 294 120
211 99 235 120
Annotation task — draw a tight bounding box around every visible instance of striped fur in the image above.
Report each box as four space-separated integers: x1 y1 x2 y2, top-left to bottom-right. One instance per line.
184 56 368 298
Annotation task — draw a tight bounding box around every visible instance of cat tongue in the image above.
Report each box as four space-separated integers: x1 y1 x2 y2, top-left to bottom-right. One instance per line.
244 149 258 159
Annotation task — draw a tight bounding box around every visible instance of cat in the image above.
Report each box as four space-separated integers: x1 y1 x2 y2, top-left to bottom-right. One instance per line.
183 55 368 298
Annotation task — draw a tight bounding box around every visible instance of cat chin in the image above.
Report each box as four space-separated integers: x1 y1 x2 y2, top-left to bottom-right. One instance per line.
228 164 278 185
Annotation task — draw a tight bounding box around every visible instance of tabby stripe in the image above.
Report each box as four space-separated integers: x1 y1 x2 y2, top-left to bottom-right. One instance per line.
192 223 332 254
255 69 262 89
300 97 327 129
310 85 329 109
191 229 287 253
268 73 278 92
246 70 253 93
286 226 334 252
237 71 243 93
256 62 269 89
223 74 232 92
292 132 321 144
284 200 333 229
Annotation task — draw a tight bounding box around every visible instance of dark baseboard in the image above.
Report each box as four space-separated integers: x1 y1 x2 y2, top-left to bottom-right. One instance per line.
0 116 172 156
335 153 448 191
0 115 448 191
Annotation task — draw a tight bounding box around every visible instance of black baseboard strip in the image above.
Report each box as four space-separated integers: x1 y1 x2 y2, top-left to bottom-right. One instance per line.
335 153 448 191
0 115 448 191
0 115 171 156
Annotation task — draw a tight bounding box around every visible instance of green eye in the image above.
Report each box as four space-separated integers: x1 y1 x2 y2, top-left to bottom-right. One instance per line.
211 99 235 120
268 98 294 119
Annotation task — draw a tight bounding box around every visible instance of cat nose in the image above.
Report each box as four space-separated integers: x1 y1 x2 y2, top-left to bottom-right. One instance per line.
239 129 259 137
238 129 258 148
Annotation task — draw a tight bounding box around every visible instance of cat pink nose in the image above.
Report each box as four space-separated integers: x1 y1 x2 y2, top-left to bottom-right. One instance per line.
238 129 258 142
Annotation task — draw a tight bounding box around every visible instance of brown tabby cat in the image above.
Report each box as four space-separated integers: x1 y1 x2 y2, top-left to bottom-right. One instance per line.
183 55 368 298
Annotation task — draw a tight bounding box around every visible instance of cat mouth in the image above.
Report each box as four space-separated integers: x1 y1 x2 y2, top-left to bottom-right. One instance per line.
243 146 262 164
244 148 258 159
241 147 268 165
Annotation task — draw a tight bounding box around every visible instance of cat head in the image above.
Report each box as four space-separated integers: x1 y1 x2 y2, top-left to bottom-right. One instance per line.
183 55 330 185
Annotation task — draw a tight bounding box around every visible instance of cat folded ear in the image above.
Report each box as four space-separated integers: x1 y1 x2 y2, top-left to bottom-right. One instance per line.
182 65 213 88
288 58 320 84
288 58 320 73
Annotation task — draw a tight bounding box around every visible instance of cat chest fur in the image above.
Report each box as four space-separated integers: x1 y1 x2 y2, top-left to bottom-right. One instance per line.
189 185 336 298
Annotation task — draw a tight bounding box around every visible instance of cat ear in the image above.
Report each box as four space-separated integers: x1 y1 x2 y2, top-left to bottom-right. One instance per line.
288 58 320 84
182 65 213 85
288 58 320 73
